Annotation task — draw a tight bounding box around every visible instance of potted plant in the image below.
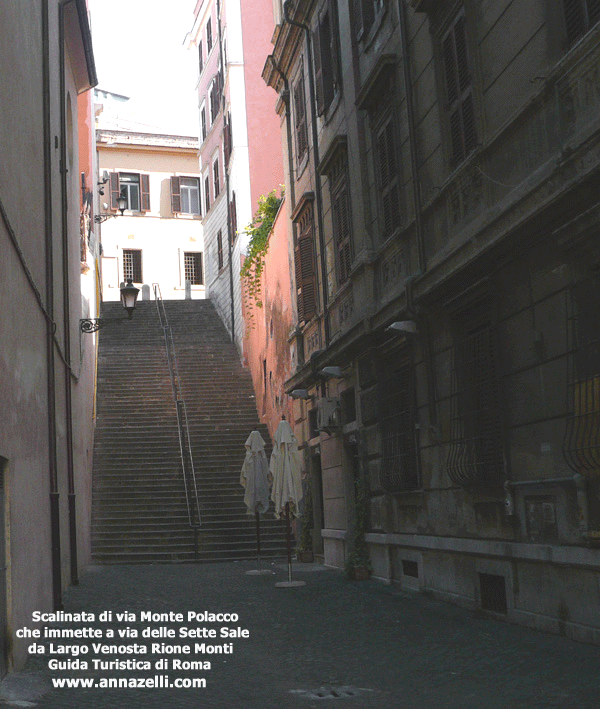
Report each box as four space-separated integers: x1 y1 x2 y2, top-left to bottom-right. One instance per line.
296 488 314 562
345 476 372 580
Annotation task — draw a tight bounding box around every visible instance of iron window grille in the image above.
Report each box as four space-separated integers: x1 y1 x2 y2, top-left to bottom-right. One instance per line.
379 351 420 492
564 273 600 475
122 249 142 284
564 0 600 45
442 10 477 167
445 318 505 487
184 252 203 286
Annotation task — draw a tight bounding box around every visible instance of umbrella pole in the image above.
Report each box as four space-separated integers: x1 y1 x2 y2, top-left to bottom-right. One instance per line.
255 509 261 572
285 502 293 583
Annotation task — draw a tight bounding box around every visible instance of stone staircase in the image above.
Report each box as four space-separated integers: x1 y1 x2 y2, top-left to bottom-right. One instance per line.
91 299 287 564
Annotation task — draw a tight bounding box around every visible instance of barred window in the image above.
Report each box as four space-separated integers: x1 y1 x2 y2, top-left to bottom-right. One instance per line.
564 0 600 45
446 308 505 486
184 252 203 286
564 273 600 474
379 350 420 492
122 249 142 284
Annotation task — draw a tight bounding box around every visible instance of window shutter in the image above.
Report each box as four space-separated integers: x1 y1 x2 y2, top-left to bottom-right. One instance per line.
294 76 308 160
442 33 458 105
296 234 316 322
333 188 351 285
204 175 210 212
377 121 400 237
320 10 334 110
454 16 470 92
313 25 325 115
109 172 120 210
171 176 181 213
140 174 150 211
589 0 600 25
229 192 237 241
198 40 203 74
564 0 585 43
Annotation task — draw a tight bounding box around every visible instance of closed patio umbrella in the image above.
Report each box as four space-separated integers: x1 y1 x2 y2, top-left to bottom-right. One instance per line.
240 429 272 574
269 417 305 587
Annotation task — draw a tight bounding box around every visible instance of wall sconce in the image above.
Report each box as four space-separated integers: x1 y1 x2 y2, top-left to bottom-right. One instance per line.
385 320 418 335
80 279 140 333
94 193 127 223
319 366 344 379
290 389 312 400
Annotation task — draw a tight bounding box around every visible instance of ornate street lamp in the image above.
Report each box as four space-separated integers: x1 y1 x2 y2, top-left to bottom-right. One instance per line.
80 279 140 333
94 193 128 223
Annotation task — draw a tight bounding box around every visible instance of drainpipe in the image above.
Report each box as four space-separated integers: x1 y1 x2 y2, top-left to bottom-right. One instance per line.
43 0 63 611
283 1 330 348
215 0 236 346
58 0 79 586
267 56 296 212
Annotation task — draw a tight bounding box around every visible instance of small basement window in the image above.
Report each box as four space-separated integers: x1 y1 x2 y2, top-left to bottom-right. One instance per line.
401 559 419 578
479 573 507 614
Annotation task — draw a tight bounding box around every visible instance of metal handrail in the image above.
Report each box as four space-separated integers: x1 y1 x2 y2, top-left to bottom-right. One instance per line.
153 284 202 528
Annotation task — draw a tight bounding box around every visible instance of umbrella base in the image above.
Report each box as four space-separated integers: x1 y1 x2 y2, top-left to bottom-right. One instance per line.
275 580 306 588
245 569 273 576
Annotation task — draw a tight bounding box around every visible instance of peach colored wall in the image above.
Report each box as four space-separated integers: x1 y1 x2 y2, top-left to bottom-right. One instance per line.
240 0 284 211
78 91 93 209
242 200 294 440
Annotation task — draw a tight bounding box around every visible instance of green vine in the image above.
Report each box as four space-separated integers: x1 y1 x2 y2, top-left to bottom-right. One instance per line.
240 187 284 326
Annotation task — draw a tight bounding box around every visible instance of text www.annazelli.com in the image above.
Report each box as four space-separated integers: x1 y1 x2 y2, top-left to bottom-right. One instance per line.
52 675 206 689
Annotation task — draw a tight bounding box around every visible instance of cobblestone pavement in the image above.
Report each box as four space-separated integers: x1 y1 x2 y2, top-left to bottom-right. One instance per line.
3 560 600 708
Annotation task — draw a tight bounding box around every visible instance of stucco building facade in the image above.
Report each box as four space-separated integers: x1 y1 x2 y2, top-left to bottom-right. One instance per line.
264 0 600 641
96 129 204 302
0 0 98 671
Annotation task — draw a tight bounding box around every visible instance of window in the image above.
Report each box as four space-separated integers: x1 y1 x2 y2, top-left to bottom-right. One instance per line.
171 176 200 215
184 252 203 285
198 40 203 74
293 69 308 164
229 192 237 245
353 0 383 38
213 158 220 198
375 116 401 238
223 112 232 166
313 0 341 115
329 153 352 285
564 273 600 475
379 348 420 492
564 0 600 44
445 302 504 486
442 11 477 167
110 172 150 212
123 249 142 283
210 76 220 123
204 174 211 213
294 203 317 323
201 105 207 142
216 230 224 270
206 18 213 53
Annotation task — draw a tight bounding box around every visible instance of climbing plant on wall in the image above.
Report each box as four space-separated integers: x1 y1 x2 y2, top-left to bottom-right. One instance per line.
240 187 284 328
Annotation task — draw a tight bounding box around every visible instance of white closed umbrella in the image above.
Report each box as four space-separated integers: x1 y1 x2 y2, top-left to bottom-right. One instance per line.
240 429 272 575
270 418 303 519
269 417 305 587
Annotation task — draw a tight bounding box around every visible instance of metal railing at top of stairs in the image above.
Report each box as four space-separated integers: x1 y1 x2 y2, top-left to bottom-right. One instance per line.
153 284 202 530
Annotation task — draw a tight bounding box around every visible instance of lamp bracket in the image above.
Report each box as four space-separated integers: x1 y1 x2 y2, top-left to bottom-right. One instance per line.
80 316 129 333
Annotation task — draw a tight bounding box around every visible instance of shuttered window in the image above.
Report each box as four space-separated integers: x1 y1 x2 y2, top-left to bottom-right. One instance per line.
217 230 224 270
379 350 420 492
110 172 150 212
564 0 600 44
446 308 505 487
206 18 213 53
313 0 341 116
198 40 203 74
564 273 600 475
294 70 308 163
213 159 220 199
229 192 237 245
171 176 200 215
204 175 210 213
332 184 352 285
294 206 317 323
201 106 207 142
442 11 477 167
375 117 401 238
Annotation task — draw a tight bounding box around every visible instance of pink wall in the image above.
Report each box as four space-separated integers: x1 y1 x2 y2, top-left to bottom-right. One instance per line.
242 201 294 440
78 90 93 211
240 0 284 210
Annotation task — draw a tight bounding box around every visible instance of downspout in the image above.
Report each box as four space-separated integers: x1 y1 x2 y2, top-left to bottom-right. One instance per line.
58 0 79 586
283 1 330 347
267 56 296 212
398 0 438 430
215 0 236 345
43 0 63 611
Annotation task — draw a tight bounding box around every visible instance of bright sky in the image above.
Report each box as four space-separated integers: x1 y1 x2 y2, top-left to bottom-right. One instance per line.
88 0 199 136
